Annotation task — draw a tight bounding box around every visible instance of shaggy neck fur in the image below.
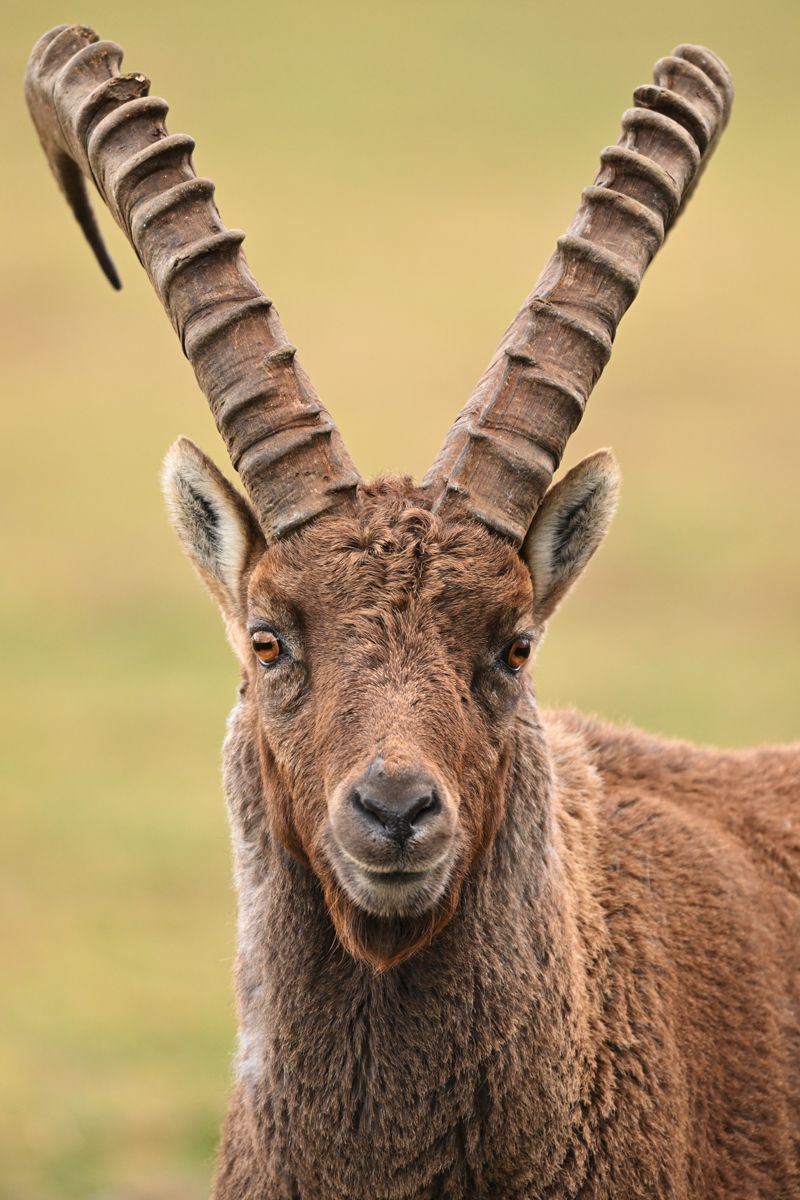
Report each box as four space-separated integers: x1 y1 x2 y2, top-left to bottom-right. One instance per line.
216 690 610 1199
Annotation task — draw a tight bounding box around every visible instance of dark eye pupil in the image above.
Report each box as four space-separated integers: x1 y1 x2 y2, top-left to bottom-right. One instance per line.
507 638 531 669
253 633 280 663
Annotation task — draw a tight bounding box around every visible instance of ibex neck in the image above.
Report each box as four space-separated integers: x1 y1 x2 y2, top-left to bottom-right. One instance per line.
221 701 603 1198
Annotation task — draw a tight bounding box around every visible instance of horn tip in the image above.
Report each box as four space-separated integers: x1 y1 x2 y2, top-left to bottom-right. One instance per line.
103 260 123 291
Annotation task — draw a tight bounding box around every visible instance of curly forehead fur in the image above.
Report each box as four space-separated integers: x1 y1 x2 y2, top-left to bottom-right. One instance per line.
251 476 533 619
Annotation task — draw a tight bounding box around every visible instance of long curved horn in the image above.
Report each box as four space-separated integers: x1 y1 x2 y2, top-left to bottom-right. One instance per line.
423 45 733 545
25 25 360 541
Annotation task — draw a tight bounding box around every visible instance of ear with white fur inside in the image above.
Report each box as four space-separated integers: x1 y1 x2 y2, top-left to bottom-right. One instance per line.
161 437 264 628
522 450 620 624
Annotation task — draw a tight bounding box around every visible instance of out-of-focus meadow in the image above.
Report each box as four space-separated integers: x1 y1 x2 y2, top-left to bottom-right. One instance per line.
2 0 798 1195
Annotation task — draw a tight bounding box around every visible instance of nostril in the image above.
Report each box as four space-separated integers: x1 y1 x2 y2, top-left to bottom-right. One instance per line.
352 789 389 827
407 791 441 825
350 787 442 836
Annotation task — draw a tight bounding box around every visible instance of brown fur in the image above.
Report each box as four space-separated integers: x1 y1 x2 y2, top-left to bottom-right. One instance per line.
163 475 799 1199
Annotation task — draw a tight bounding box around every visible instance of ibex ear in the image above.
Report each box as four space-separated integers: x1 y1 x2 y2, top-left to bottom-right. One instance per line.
522 450 619 623
162 438 264 630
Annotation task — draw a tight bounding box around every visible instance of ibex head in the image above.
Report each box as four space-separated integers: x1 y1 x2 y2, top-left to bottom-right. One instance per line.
27 27 732 970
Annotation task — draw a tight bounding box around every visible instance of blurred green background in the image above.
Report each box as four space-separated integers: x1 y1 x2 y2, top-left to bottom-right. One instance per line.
2 0 798 1196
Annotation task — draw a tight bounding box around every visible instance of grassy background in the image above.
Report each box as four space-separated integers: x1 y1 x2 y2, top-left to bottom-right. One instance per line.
2 0 799 1196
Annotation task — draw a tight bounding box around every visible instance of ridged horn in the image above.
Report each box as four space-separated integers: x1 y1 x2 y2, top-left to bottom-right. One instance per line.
25 25 361 541
423 45 733 545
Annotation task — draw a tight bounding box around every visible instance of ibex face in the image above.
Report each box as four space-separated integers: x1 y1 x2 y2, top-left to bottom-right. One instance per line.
163 447 618 968
26 26 731 970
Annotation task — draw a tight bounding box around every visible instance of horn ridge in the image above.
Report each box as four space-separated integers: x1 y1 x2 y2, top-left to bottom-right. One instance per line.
25 24 360 541
424 44 733 546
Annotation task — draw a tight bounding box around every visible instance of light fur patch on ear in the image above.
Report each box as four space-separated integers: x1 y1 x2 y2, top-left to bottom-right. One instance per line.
523 449 620 623
161 437 263 622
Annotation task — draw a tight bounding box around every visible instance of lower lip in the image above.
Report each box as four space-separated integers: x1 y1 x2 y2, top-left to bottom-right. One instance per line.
361 868 430 885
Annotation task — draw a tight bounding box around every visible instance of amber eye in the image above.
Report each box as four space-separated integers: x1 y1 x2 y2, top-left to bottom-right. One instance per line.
252 631 282 665
505 636 531 672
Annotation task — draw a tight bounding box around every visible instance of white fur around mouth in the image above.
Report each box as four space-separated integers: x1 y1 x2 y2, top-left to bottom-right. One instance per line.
328 838 457 915
337 844 449 878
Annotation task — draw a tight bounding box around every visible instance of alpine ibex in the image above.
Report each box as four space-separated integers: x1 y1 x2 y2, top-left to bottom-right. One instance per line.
26 25 799 1200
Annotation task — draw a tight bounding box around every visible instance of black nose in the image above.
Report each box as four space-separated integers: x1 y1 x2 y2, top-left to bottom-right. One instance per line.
350 761 442 844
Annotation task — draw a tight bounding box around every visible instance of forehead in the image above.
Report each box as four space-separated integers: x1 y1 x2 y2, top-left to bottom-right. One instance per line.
248 483 532 633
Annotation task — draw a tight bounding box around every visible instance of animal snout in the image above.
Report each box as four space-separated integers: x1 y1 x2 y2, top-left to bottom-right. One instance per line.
327 757 459 915
350 765 442 845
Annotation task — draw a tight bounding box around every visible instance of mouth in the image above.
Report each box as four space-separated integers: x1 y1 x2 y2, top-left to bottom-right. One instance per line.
327 842 456 917
360 866 432 885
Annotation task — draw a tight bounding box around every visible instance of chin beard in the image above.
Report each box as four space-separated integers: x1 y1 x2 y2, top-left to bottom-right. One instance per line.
325 880 462 973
